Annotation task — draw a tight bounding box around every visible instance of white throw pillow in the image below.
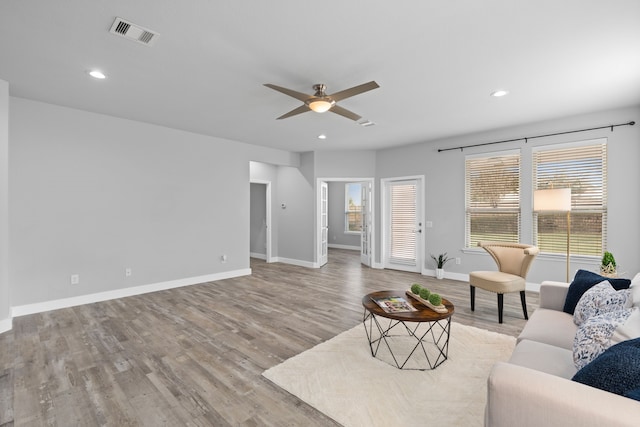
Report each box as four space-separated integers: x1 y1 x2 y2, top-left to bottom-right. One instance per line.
573 308 633 370
572 281 632 326
631 273 640 307
611 307 640 345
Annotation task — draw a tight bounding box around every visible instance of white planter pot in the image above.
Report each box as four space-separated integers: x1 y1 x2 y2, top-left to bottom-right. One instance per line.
436 268 444 279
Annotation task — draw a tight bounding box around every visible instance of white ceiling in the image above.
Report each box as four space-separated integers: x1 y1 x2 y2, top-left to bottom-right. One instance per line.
1 0 639 153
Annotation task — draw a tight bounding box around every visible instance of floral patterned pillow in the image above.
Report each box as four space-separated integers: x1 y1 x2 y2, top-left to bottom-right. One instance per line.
573 308 632 370
573 281 632 326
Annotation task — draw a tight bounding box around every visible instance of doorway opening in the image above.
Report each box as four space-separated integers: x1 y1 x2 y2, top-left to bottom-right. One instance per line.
249 180 272 263
316 178 375 268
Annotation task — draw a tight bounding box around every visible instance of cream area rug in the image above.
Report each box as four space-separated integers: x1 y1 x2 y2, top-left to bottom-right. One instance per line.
263 321 515 427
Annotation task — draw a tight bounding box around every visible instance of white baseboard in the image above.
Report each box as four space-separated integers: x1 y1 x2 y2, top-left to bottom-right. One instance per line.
250 252 267 260
0 316 12 334
328 244 360 251
11 268 252 318
422 269 468 282
272 257 317 268
525 281 541 293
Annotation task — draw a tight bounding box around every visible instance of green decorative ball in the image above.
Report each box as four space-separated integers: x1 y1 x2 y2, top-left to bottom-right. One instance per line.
419 288 431 300
411 283 422 294
429 293 442 306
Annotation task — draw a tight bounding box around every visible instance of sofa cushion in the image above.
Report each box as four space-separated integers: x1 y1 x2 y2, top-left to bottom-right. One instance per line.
469 270 525 293
563 269 631 315
573 281 632 326
573 308 632 370
517 308 576 350
509 339 577 379
572 337 640 399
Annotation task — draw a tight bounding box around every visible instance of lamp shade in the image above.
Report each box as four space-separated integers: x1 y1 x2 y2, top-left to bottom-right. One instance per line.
308 99 333 113
533 188 571 212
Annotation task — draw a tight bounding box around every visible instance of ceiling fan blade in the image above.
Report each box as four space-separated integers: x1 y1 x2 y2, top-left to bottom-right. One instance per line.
329 105 362 121
276 104 310 120
264 84 310 102
329 81 379 102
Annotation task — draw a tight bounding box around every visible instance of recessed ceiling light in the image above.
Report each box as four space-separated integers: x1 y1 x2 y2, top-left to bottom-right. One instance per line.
318 134 327 140
88 70 106 79
490 90 509 97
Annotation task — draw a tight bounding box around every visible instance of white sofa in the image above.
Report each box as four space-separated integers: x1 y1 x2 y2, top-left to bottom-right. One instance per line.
485 280 640 427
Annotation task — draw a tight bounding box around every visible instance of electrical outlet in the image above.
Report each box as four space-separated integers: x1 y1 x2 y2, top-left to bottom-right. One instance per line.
455 257 461 265
125 268 132 277
221 254 227 263
70 274 79 285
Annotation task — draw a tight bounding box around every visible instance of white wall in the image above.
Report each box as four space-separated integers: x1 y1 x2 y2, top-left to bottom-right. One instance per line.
374 106 640 283
5 95 638 323
276 152 315 264
9 98 297 310
315 150 376 177
0 80 9 332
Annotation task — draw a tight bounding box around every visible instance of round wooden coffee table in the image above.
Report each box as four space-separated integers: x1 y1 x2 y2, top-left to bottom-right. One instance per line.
362 290 455 370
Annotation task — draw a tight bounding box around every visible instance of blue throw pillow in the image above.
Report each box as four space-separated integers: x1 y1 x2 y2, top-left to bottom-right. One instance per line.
572 337 640 398
625 388 640 401
563 269 631 314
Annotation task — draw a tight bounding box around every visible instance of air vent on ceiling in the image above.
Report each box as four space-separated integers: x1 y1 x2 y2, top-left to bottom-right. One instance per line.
109 17 159 46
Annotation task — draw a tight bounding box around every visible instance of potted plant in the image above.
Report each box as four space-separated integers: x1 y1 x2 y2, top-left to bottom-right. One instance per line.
600 251 618 277
430 252 453 279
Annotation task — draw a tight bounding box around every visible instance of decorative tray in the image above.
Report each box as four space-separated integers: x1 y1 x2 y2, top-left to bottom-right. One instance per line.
405 290 448 313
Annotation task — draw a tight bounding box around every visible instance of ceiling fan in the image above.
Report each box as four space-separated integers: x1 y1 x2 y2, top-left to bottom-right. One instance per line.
264 81 379 122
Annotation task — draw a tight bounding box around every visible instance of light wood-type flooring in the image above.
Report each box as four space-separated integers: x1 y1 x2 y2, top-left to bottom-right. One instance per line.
0 249 538 426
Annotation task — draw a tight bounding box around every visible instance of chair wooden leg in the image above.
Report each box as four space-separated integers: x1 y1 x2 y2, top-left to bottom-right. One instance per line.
520 291 529 320
497 293 504 324
470 286 475 311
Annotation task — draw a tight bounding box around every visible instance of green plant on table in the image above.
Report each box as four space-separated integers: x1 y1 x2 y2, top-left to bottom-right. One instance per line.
600 251 617 276
429 293 442 306
419 288 431 300
411 283 422 295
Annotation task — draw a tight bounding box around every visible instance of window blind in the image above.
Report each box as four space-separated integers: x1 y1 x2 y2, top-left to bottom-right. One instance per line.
532 141 607 256
390 183 417 265
465 151 521 247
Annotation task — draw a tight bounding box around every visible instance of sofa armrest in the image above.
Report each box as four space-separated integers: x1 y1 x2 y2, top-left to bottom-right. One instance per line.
486 362 640 427
538 281 570 311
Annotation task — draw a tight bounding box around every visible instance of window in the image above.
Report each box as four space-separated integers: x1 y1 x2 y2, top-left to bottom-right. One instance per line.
465 150 521 248
533 139 607 256
345 182 362 233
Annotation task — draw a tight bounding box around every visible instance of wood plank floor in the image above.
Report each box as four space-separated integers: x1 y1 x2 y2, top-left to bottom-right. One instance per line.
0 249 538 426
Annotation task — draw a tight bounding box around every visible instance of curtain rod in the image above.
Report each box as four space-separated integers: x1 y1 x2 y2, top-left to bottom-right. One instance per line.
437 121 635 153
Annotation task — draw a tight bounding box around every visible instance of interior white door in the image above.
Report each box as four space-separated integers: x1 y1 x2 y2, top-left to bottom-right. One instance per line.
360 181 372 267
384 179 422 272
320 181 329 267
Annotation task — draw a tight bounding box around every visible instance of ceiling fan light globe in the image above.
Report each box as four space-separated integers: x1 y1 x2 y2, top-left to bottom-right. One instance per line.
307 99 334 113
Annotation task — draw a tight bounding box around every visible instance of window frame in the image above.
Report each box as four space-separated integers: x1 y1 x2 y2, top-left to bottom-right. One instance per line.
464 149 521 249
532 138 607 258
